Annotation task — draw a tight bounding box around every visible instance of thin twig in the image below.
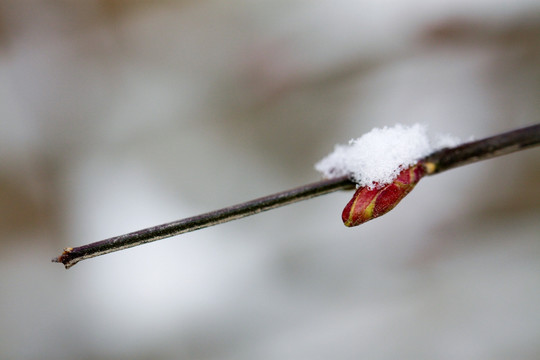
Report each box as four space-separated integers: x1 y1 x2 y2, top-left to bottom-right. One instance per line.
421 123 540 174
53 123 540 269
53 176 355 268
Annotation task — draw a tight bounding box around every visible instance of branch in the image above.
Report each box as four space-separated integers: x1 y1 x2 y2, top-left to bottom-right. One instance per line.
53 177 355 268
53 123 540 269
422 123 540 174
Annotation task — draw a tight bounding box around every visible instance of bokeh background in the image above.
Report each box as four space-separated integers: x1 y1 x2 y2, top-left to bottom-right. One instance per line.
1 1 539 359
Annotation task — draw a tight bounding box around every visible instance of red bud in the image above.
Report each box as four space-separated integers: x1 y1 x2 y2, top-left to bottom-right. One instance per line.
342 163 425 226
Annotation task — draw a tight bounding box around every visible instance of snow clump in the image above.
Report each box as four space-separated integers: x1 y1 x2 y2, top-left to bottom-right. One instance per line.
315 123 461 189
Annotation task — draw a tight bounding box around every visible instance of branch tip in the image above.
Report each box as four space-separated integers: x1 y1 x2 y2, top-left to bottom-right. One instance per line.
51 248 77 269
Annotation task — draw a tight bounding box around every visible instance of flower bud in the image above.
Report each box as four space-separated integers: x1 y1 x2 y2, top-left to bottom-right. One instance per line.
342 163 425 226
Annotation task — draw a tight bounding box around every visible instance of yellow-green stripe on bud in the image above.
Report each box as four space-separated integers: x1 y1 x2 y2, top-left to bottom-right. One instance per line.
342 163 425 226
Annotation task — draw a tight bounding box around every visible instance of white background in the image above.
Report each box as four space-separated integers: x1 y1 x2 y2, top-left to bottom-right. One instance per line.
1 1 539 359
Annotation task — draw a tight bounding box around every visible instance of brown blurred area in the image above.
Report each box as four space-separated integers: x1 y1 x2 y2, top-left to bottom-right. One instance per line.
0 1 539 359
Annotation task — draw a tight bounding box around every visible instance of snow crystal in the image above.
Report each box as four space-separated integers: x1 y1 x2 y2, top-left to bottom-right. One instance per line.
315 124 461 188
433 132 463 149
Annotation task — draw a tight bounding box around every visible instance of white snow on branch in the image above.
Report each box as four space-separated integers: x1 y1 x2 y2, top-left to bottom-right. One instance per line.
315 124 461 188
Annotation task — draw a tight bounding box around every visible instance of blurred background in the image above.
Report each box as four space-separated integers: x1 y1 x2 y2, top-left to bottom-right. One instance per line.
1 1 539 359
